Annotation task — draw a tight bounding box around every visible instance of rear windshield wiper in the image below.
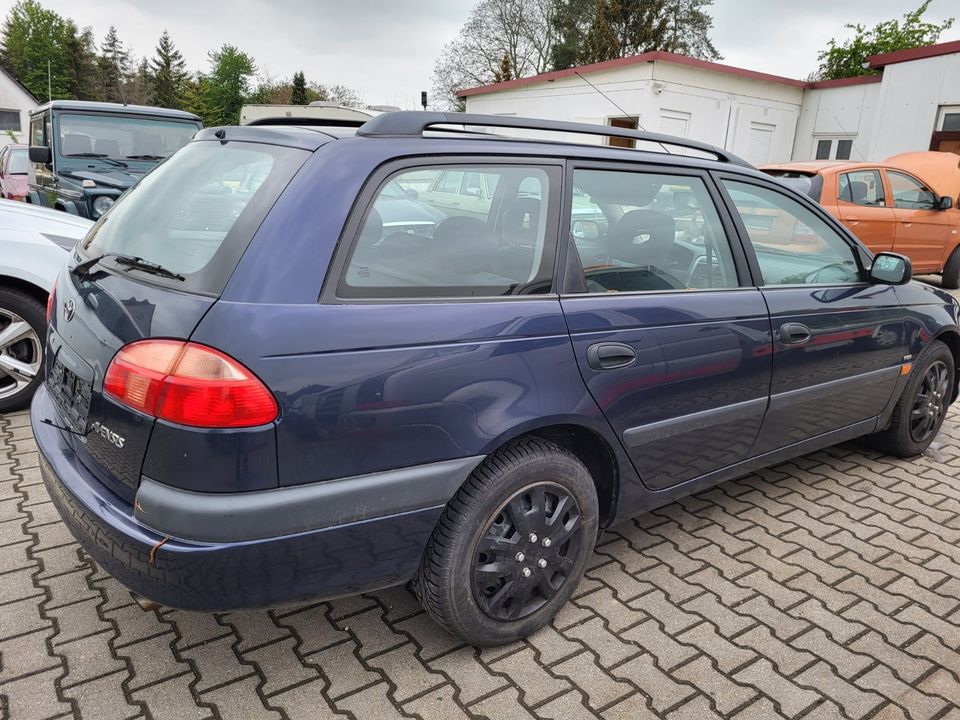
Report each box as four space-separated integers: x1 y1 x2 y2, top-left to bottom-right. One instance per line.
64 153 128 168
124 154 166 161
72 252 184 281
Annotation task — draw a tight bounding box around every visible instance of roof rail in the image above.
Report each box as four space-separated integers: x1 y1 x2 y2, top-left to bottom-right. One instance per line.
245 117 368 128
356 111 752 167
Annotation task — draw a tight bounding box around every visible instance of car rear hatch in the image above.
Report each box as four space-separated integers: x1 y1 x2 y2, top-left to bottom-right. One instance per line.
41 136 312 503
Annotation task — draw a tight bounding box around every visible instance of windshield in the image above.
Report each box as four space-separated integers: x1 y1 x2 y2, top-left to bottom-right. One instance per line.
7 148 28 174
79 140 309 295
57 113 200 161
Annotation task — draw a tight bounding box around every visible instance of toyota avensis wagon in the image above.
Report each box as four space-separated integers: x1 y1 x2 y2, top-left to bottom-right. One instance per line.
32 112 960 645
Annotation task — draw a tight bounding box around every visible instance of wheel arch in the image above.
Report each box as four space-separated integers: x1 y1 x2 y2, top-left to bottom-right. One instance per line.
932 328 960 402
482 419 622 527
0 274 50 308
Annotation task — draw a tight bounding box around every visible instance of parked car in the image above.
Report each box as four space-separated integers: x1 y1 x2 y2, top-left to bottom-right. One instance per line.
0 200 91 411
33 113 959 646
762 152 960 286
26 100 202 220
0 144 29 201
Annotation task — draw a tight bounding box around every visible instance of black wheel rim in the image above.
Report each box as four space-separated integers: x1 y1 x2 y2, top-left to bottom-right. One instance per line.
911 359 950 443
471 482 583 622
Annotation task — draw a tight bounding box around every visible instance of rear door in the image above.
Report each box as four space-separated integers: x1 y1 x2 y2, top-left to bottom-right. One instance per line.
836 169 897 254
886 170 952 272
560 163 772 491
718 175 906 453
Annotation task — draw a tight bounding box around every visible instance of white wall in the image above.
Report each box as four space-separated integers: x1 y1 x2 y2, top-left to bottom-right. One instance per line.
792 82 880 161
0 71 37 148
868 53 960 159
464 60 803 163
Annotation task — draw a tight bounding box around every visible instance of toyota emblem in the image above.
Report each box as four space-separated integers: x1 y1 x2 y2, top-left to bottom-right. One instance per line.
63 299 75 322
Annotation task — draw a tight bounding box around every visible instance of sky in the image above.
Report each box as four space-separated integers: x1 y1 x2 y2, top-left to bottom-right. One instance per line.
9 0 960 108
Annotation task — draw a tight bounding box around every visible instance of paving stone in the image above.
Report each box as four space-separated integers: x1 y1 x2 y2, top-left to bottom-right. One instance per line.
366 641 445 703
244 636 319 696
403 683 473 720
306 641 380 699
201 674 283 720
672 655 756 715
0 666 72 720
130 672 211 720
733 658 821 718
61 669 141 720
612 653 696 713
470 685 539 720
178 634 254 694
794 661 884 719
552 651 634 709
59 629 126 688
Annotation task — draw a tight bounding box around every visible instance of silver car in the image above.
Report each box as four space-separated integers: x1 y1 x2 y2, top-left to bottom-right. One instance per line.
0 200 91 411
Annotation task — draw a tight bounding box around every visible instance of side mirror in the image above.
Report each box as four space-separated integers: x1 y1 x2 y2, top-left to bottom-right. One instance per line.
870 252 911 285
464 187 482 198
405 188 419 200
572 220 600 240
29 146 51 165
937 196 953 211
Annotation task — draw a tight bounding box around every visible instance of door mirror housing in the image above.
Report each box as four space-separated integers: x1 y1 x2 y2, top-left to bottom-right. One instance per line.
937 195 953 211
28 145 51 165
464 186 482 198
869 252 911 285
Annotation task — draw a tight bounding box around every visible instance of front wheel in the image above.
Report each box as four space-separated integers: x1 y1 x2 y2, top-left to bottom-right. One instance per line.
0 288 46 413
416 438 599 646
870 340 954 457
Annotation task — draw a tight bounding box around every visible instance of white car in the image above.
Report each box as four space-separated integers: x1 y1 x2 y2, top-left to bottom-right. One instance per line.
0 200 92 411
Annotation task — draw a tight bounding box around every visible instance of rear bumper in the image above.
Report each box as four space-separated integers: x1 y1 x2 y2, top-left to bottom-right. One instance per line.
31 386 453 611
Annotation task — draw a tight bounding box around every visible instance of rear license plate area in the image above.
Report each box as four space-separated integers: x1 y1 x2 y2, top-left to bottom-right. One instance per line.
48 354 92 434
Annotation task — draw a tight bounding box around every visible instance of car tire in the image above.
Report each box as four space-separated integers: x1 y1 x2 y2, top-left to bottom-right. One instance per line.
415 437 599 646
869 340 954 458
0 287 46 413
941 247 960 289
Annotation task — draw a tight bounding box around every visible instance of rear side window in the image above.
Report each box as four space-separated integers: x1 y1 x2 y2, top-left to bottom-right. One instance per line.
338 164 559 299
839 170 884 207
79 141 308 295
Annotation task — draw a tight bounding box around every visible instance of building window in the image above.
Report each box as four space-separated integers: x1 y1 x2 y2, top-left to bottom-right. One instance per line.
939 106 960 131
608 117 638 148
814 137 855 160
659 110 690 139
0 110 21 132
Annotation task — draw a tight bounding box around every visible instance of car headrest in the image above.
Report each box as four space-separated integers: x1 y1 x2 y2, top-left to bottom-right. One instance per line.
95 139 120 158
358 207 383 246
501 197 542 246
607 209 676 264
431 216 498 274
850 180 868 203
61 134 92 156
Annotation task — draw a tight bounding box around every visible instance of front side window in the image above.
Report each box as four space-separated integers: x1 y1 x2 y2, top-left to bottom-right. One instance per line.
839 170 884 207
887 171 936 210
6 147 28 175
30 116 44 147
339 164 558 299
57 113 199 161
723 180 861 286
568 170 739 293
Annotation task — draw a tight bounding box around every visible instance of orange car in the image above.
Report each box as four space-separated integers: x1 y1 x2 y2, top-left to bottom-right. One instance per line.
762 152 960 286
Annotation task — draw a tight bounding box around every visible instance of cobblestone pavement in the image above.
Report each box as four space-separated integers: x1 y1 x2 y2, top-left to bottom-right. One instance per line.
3 405 960 720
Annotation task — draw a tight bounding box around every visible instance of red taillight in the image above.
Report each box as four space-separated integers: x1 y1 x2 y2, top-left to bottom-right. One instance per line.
46 279 57 324
103 340 278 428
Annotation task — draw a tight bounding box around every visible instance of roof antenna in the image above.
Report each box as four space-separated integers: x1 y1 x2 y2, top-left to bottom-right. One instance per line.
574 70 670 154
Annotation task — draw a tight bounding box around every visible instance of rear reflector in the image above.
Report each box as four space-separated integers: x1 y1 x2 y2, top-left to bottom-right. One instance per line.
46 277 57 324
104 340 278 428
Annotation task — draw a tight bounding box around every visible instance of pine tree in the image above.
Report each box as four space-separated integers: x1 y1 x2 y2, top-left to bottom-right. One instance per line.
291 71 307 105
98 25 130 103
63 22 100 100
662 0 721 60
150 30 187 108
493 54 513 82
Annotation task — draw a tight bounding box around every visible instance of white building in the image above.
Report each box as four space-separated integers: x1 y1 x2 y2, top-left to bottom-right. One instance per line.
0 67 38 148
459 41 960 164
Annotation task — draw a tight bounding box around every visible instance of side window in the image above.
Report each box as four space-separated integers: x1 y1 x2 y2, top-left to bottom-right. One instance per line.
435 171 462 194
722 180 861 286
838 170 885 207
461 171 484 198
339 164 557 299
568 169 739 293
887 171 936 210
30 116 44 147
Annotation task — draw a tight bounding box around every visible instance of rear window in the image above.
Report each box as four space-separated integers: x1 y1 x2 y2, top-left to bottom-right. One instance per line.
79 140 308 295
762 171 822 200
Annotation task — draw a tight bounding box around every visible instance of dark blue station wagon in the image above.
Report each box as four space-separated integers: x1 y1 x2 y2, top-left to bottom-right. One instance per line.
32 113 960 645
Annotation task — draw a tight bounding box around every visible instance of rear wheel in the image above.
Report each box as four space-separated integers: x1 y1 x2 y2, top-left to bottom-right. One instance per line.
941 246 960 289
416 438 598 646
870 340 954 457
0 287 46 413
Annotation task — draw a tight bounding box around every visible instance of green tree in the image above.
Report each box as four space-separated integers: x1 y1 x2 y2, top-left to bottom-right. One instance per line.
63 21 100 100
815 1 954 80
662 0 721 60
181 73 214 125
98 25 130 103
205 44 256 125
150 30 187 108
290 70 307 104
493 54 513 82
0 0 71 100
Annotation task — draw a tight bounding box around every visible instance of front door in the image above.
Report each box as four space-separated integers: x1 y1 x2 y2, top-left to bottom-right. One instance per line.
836 168 897 254
886 170 952 272
561 165 772 491
719 176 906 454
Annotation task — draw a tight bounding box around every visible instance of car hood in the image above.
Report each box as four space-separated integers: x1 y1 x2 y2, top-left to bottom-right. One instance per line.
885 152 960 204
62 167 150 190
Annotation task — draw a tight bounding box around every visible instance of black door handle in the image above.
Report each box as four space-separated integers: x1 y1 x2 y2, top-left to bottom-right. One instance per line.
779 322 812 345
587 342 637 370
